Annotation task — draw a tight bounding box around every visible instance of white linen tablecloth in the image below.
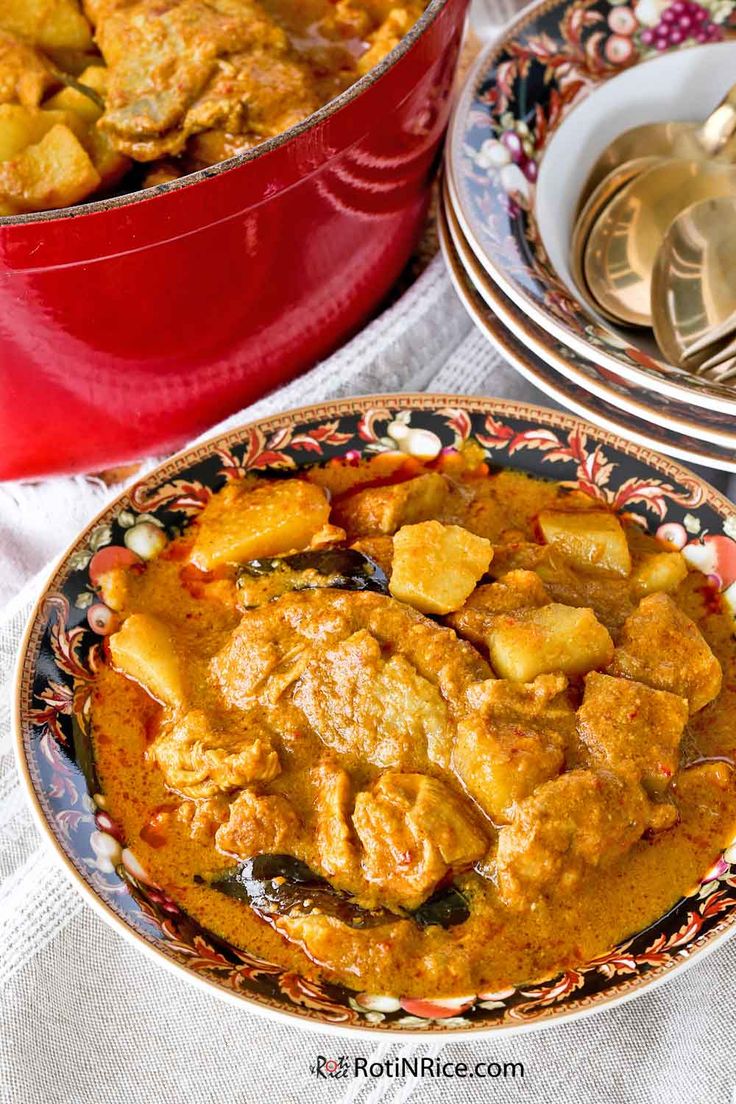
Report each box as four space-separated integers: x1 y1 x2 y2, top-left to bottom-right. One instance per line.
2 251 735 1104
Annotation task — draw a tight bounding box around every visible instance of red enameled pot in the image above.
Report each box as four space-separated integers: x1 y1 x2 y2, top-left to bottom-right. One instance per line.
0 0 468 481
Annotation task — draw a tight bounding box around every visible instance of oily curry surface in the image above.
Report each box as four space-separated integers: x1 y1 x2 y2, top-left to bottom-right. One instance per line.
91 449 736 997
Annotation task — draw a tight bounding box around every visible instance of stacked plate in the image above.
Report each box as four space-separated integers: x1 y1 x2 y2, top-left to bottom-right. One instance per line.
441 0 736 472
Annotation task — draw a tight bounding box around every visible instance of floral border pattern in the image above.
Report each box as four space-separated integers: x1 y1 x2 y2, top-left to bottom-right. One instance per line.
453 0 736 397
16 397 736 1032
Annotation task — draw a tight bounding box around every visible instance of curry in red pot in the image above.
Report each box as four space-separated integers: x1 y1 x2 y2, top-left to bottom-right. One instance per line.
0 0 427 214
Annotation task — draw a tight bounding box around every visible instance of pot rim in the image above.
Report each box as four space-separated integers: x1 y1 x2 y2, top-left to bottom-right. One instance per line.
0 0 450 230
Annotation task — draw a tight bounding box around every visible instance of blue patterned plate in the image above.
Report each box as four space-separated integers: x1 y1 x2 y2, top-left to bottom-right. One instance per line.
14 397 736 1035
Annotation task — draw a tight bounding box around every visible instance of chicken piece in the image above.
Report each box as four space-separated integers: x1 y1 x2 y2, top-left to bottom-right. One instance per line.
488 542 635 632
176 794 230 842
352 773 487 910
190 478 331 570
185 46 319 165
332 472 451 537
577 672 687 795
294 629 449 768
389 521 492 615
109 612 185 707
212 590 490 768
96 0 318 160
312 761 357 882
215 789 300 858
538 509 632 577
453 674 572 823
456 480 508 541
487 603 613 682
608 593 722 714
496 769 660 907
446 569 550 649
149 708 280 798
0 32 56 107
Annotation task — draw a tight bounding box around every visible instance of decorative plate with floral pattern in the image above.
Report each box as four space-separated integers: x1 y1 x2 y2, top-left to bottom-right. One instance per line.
438 186 736 464
438 205 736 471
447 0 736 413
14 396 736 1035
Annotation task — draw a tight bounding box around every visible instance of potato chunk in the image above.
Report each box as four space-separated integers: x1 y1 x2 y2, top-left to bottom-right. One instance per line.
631 551 688 597
454 674 571 822
191 478 330 570
389 521 492 615
488 604 613 681
0 122 100 213
0 0 93 51
446 569 550 649
538 509 632 577
44 65 130 186
577 672 687 795
608 593 722 714
332 472 450 537
0 104 75 161
0 32 56 107
352 773 487 910
496 769 657 907
150 708 280 798
109 612 184 707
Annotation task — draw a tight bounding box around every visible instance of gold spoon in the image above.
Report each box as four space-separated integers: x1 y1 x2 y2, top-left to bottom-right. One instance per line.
584 160 736 328
577 83 736 211
699 336 736 373
652 195 736 366
570 155 665 320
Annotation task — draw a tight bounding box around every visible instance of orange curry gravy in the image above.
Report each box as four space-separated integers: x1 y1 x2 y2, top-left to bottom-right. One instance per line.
90 450 736 998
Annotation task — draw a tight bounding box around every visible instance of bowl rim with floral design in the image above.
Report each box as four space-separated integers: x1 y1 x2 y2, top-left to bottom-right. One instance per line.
0 0 448 229
440 180 736 454
446 0 736 415
14 394 736 1036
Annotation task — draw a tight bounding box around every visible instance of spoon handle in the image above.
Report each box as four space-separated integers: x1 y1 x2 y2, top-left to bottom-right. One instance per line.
683 307 736 359
698 85 736 154
697 333 736 373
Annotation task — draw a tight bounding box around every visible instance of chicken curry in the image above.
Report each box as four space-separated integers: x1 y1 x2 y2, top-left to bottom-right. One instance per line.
0 0 426 215
90 447 736 997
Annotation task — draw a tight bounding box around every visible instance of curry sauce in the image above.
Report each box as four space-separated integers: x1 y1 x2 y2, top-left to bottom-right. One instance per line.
90 453 736 997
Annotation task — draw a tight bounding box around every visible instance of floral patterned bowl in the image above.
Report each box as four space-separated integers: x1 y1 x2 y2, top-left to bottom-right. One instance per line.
14 396 736 1036
447 0 736 414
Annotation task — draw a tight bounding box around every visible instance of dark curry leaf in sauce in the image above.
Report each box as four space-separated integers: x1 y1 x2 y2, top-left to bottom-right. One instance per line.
236 549 389 607
203 855 470 930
